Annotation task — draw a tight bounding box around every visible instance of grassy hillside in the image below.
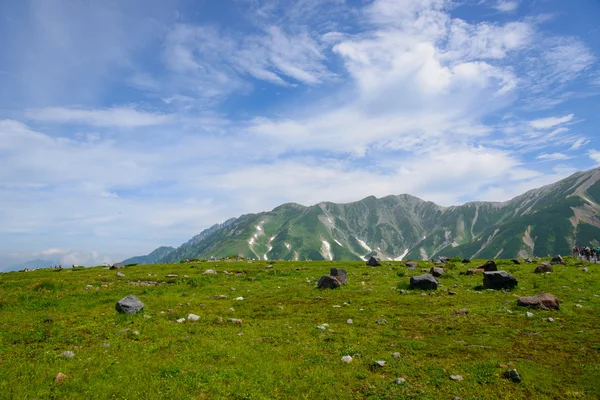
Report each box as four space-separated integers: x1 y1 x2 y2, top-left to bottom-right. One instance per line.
1 259 599 399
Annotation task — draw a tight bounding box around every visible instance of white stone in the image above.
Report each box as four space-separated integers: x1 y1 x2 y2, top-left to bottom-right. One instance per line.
526 312 534 317
234 297 244 301
341 355 353 363
547 317 554 322
187 314 200 321
60 351 75 358
394 378 406 385
176 318 185 323
347 319 353 324
317 325 326 330
203 269 217 275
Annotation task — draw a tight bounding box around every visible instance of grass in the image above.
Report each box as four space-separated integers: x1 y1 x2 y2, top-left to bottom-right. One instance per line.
0 258 599 399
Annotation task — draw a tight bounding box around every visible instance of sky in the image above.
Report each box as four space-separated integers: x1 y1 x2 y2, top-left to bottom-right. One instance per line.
1 0 599 269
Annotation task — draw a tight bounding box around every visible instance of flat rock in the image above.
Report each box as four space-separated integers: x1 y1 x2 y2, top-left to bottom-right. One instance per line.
115 295 145 314
176 318 185 323
410 274 439 290
166 274 178 278
517 293 560 310
430 266 445 277
373 360 386 368
376 318 388 324
347 319 353 324
317 275 341 289
341 355 353 363
234 297 244 301
483 271 517 290
187 314 200 321
511 259 521 265
534 262 553 274
406 261 418 269
392 352 401 359
110 263 125 270
203 269 217 275
394 377 406 385
116 272 125 277
230 318 243 324
454 308 469 315
477 260 497 271
330 268 347 285
450 375 463 381
59 351 75 358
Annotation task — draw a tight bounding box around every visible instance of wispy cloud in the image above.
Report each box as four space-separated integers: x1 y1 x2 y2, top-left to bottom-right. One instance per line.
529 114 574 129
26 107 171 127
492 1 519 13
536 152 570 161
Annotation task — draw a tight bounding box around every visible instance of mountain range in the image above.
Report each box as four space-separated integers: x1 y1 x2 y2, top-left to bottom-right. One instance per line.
123 167 600 263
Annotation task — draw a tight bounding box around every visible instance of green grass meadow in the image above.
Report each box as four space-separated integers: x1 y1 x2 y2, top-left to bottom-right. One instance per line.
1 258 599 399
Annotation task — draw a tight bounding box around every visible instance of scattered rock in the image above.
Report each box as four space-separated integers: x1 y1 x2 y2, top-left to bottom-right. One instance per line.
330 268 348 285
317 275 341 289
234 297 244 301
547 317 554 322
376 318 388 324
166 274 178 278
410 274 439 290
394 377 406 385
176 318 185 323
454 308 469 316
477 260 497 272
366 256 381 267
517 293 560 310
54 372 68 383
341 355 353 363
347 319 353 324
266 265 273 269
583 267 589 272
526 312 534 318
550 255 565 265
511 259 521 265
430 266 445 277
462 258 470 263
44 317 54 323
525 258 533 263
449 291 457 295
406 261 418 269
116 272 125 278
187 314 200 321
212 295 228 300
115 295 145 314
59 351 75 358
483 271 518 290
575 304 583 308
450 375 464 381
534 262 553 274
392 352 401 359
110 263 125 270
317 325 327 330
102 343 110 348
203 269 217 275
372 360 386 368
503 369 521 382
230 318 243 325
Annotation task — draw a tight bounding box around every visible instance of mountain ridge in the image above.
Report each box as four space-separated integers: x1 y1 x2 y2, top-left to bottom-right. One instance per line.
123 167 600 263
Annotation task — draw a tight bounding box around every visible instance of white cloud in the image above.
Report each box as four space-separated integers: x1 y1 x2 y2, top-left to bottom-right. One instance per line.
492 1 519 13
589 150 600 165
536 153 570 161
529 114 574 129
26 107 171 128
569 138 588 151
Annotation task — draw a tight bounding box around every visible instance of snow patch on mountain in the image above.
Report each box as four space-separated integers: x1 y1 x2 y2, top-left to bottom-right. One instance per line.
356 238 372 252
321 240 333 261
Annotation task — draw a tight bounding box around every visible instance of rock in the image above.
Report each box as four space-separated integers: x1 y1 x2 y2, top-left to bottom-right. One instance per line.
534 262 553 274
450 375 463 381
462 258 470 263
341 355 353 363
454 308 469 315
517 293 560 310
409 274 439 290
550 255 565 265
366 256 381 267
483 271 518 290
477 260 497 272
110 263 125 270
116 272 125 278
115 295 145 314
511 259 521 265
464 269 475 275
583 267 589 272
392 352 401 359
212 295 228 300
347 319 353 324
317 325 327 330
266 265 273 269
55 372 68 383
449 291 457 295
60 351 75 358
430 266 445 277
376 318 388 324
102 343 110 348
547 317 554 322
166 274 178 278
526 312 534 317
330 268 347 285
234 297 244 301
502 369 521 382
44 317 54 323
373 360 386 368
525 258 533 263
187 314 200 321
176 318 185 323
230 318 243 325
439 256 450 263
394 377 406 385
203 269 217 275
406 261 418 269
317 275 341 289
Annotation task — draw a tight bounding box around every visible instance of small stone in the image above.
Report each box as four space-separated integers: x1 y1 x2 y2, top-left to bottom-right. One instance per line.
454 308 469 316
102 343 110 348
399 289 406 294
203 269 217 275
526 312 534 317
449 291 457 295
187 314 200 321
575 304 583 308
230 318 243 325
583 267 588 272
277 305 284 310
133 331 140 335
347 319 353 324
317 325 327 330
115 295 145 314
376 318 388 324
266 265 273 269
44 317 54 323
143 314 151 319
332 305 341 308
116 272 125 277
392 352 401 359
237 332 244 336
503 369 521 382
176 318 185 323
60 351 75 358
166 274 178 278
234 297 244 301
394 377 406 385
55 372 68 383
547 317 554 322
450 375 463 381
341 355 353 363
229 307 235 311
374 360 386 367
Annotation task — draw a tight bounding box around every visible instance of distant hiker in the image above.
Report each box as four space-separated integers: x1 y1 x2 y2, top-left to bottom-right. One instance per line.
573 246 580 259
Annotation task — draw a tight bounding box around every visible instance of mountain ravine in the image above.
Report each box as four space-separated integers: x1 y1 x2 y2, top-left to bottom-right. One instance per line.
123 167 600 263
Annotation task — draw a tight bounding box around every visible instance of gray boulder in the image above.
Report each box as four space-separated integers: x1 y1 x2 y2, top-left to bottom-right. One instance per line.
406 261 418 269
115 295 145 314
550 255 565 265
366 256 381 267
330 268 347 285
317 275 341 289
477 260 497 271
410 274 439 290
525 258 533 263
517 293 560 310
116 272 125 278
534 262 553 274
430 266 445 277
511 259 521 265
462 258 471 263
110 263 125 270
483 271 518 290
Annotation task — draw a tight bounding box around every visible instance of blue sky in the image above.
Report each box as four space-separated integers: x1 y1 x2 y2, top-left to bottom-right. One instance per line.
1 0 599 269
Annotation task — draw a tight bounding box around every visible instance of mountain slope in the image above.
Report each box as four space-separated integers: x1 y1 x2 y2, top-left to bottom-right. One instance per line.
129 167 600 262
122 246 175 265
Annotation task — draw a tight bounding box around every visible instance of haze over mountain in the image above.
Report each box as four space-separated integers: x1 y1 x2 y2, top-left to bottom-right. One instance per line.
1 1 599 271
124 167 600 263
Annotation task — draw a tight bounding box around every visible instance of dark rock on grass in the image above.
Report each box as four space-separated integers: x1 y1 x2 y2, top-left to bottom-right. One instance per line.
430 266 445 277
454 308 468 315
477 260 497 271
462 258 470 263
483 271 517 290
376 318 388 324
115 295 145 314
502 369 521 382
534 262 553 274
410 274 439 290
511 259 521 265
517 293 560 310
317 275 341 289
406 261 418 269
44 317 53 323
330 268 347 285
551 255 565 265
525 258 533 263
110 263 125 270
366 256 381 267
